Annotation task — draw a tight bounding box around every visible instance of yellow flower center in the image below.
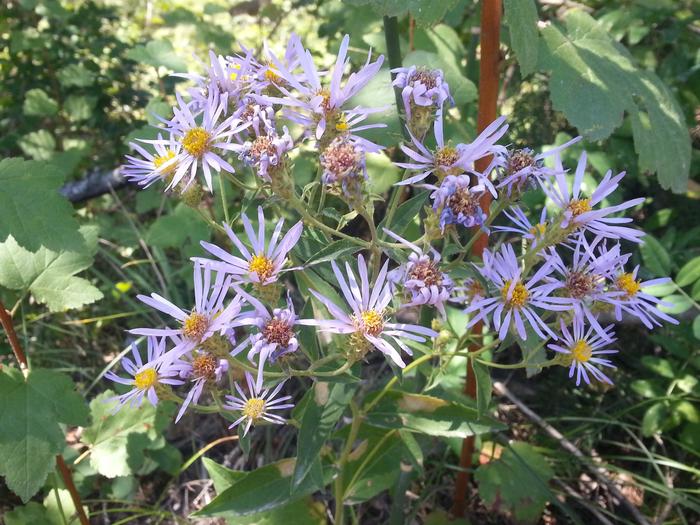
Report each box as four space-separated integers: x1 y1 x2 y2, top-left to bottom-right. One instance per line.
265 66 281 83
571 340 593 363
568 198 592 217
335 114 349 132
616 272 641 298
501 279 529 309
434 146 458 167
248 254 275 282
182 312 209 341
182 127 211 157
134 368 158 390
229 64 241 81
153 150 177 176
242 397 265 420
528 222 547 237
353 309 384 337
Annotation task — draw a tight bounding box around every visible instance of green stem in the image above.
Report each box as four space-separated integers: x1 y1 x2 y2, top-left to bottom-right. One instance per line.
289 193 371 248
218 173 230 225
474 357 558 369
383 15 409 141
335 400 363 525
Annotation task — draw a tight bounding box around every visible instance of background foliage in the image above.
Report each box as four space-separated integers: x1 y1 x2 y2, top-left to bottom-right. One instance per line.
0 0 698 523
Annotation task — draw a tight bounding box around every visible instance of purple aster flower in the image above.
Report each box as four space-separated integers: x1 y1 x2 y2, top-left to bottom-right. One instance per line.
546 235 628 340
122 133 182 189
151 90 250 192
428 175 488 231
494 206 549 248
395 112 508 190
496 136 582 195
232 97 276 136
466 244 573 340
131 263 243 355
548 315 618 386
223 372 294 436
256 34 384 141
171 350 229 423
228 288 301 389
609 266 679 329
232 123 294 182
105 336 184 409
391 66 452 121
320 136 367 198
195 206 303 286
300 254 438 367
543 151 645 243
383 229 454 318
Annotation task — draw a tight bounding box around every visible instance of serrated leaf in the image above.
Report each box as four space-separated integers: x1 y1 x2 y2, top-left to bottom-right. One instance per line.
475 441 553 523
640 235 671 277
0 225 102 312
64 95 96 122
365 390 504 438
4 502 52 525
80 391 170 478
293 382 355 488
504 0 539 75
676 256 700 288
537 10 690 192
18 129 55 160
57 64 96 87
126 40 187 71
343 0 460 27
23 88 59 117
0 367 88 502
0 158 84 252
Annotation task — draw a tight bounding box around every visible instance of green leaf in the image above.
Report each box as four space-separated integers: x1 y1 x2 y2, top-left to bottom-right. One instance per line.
473 360 492 416
537 10 690 192
126 40 187 71
203 457 246 493
475 441 553 524
343 0 460 27
0 225 102 312
365 390 505 438
81 391 171 478
145 203 210 248
194 458 329 517
18 129 56 160
658 294 692 315
293 382 355 488
366 151 400 194
23 88 59 117
57 63 96 87
631 379 665 399
640 235 671 277
676 256 700 288
378 190 429 237
4 502 52 525
642 280 676 297
0 158 84 252
503 0 539 76
642 402 668 436
0 367 88 502
693 316 700 340
64 95 96 122
403 50 476 106
304 239 363 266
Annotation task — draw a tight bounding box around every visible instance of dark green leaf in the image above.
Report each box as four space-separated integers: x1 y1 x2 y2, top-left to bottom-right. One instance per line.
304 239 363 266
64 95 96 122
126 40 187 71
503 0 539 75
640 235 671 277
293 382 355 488
57 64 96 87
379 191 429 237
472 359 492 416
343 0 461 27
0 367 88 502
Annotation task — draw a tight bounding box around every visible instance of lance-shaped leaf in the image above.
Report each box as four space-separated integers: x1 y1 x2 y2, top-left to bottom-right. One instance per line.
0 367 88 502
365 390 505 438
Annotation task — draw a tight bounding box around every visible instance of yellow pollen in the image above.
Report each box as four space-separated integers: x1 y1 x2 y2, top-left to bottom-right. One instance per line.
568 198 592 217
355 309 384 337
183 312 209 341
571 340 593 362
501 279 529 309
153 150 177 176
134 368 157 390
434 146 458 167
182 127 211 157
242 397 265 420
528 223 547 237
192 353 217 379
616 272 641 298
335 114 349 132
265 67 281 83
248 254 275 282
229 64 241 81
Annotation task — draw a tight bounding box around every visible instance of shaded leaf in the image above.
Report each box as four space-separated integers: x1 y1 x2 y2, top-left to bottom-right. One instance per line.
640 235 671 277
126 40 187 71
23 88 59 117
677 256 700 288
504 0 539 75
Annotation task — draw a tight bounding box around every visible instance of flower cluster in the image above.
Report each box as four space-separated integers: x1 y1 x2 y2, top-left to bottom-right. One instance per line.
114 30 677 445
